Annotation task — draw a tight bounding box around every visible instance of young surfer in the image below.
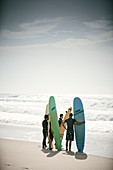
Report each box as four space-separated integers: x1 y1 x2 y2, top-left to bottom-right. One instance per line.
42 115 49 149
58 114 63 127
62 113 85 151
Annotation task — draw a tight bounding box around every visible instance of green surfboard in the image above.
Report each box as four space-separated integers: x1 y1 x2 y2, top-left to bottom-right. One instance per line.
49 96 61 151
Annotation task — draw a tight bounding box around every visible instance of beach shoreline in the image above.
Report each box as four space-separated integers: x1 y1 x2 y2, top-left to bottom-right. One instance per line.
0 123 113 159
0 138 113 170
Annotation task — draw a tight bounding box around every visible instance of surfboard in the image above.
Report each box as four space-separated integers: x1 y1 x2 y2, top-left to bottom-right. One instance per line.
73 97 85 152
49 96 61 151
60 107 72 140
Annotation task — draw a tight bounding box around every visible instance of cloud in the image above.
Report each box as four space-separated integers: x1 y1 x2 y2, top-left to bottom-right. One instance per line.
84 19 113 30
0 17 64 39
19 18 61 30
0 36 112 51
83 19 113 44
0 18 113 49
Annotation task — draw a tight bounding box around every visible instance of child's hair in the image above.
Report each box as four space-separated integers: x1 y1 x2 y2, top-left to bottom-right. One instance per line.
60 114 63 118
69 113 73 117
44 115 48 119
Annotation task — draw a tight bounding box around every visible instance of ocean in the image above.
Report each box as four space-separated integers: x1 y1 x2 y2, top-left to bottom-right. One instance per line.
0 94 113 158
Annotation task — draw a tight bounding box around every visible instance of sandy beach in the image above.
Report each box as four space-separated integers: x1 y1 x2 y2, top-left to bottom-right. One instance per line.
0 138 113 170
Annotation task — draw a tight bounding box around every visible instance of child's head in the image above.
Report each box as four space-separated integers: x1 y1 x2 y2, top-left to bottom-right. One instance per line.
69 113 73 118
44 115 48 120
60 114 63 119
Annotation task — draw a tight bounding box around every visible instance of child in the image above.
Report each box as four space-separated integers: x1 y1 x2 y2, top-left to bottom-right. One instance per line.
58 114 63 127
42 115 48 149
62 113 85 151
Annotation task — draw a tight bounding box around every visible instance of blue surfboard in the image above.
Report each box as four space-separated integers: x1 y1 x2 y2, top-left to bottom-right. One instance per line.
73 97 85 152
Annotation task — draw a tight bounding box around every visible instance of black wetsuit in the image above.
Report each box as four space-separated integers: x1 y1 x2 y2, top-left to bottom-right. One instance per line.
64 118 76 141
42 119 48 148
58 118 63 127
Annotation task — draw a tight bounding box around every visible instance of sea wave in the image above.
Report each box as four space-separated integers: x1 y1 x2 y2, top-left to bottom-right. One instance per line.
0 94 113 129
86 121 113 133
0 94 49 103
0 111 42 127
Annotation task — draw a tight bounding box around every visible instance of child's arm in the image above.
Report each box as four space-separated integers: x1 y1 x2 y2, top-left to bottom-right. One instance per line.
62 121 67 130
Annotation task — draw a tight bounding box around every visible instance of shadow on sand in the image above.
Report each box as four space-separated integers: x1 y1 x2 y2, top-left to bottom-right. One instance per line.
63 151 75 156
47 150 59 157
62 151 88 160
75 152 88 160
41 148 87 159
41 148 50 154
41 148 59 157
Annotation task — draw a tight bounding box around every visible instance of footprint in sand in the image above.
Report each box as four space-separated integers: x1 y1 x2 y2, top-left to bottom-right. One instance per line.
5 163 11 166
21 167 29 169
5 163 16 167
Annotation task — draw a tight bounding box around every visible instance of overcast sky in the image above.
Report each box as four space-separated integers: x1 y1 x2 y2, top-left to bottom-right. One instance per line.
0 0 113 95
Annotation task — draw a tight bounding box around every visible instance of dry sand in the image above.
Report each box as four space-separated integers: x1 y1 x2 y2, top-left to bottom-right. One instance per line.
0 138 113 170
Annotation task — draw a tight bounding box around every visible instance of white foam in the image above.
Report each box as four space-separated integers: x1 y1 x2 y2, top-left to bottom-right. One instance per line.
0 94 113 129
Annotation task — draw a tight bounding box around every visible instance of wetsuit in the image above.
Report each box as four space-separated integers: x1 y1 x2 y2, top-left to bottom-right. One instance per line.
42 119 48 148
58 118 63 127
64 117 76 141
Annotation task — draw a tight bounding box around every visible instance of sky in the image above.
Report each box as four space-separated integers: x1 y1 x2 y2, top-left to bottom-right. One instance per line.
0 0 113 95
